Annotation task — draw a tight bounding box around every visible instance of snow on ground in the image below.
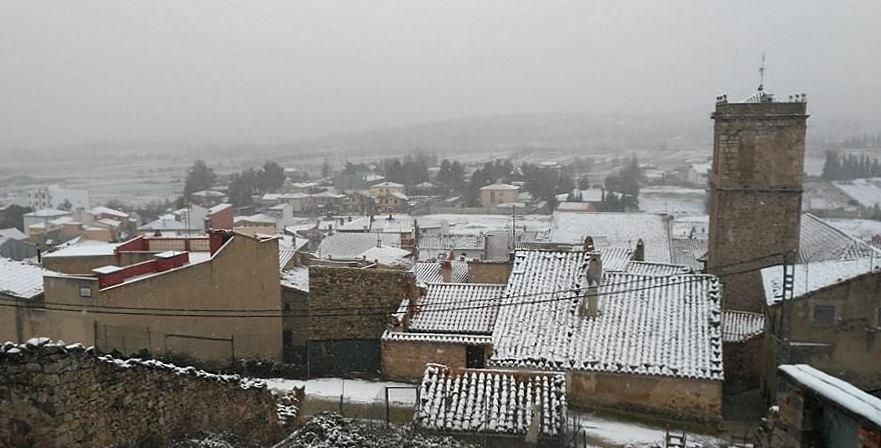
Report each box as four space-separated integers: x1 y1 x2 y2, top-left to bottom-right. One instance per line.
264 378 417 405
639 186 706 217
574 411 725 447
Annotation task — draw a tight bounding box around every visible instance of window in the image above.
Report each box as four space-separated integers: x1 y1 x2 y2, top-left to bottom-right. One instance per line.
812 304 836 326
79 286 92 298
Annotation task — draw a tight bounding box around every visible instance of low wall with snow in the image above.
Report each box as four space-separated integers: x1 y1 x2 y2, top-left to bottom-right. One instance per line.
567 370 722 422
0 338 283 447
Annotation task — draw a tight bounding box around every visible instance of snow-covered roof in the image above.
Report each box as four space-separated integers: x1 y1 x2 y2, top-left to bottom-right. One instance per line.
361 245 413 268
382 330 492 345
671 238 707 271
138 217 186 231
391 192 410 200
626 261 693 277
491 250 723 380
89 206 129 218
338 214 416 233
24 208 70 218
0 228 26 241
721 311 764 343
416 364 567 437
413 260 471 284
207 203 232 214
318 232 401 260
690 163 711 173
779 364 881 428
480 183 519 191
418 235 484 251
371 181 405 188
799 213 881 263
762 257 881 305
281 266 309 292
42 240 119 258
94 218 122 228
408 283 506 334
547 212 673 263
0 257 53 299
238 213 278 225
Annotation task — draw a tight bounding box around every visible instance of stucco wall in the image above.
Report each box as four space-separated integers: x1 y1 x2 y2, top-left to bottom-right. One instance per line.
567 371 723 422
38 234 283 361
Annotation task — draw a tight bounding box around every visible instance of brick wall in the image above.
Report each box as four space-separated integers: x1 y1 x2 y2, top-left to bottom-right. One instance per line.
0 339 283 447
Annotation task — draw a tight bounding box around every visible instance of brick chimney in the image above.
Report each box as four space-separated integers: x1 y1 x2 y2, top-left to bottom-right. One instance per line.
440 250 454 283
632 238 645 261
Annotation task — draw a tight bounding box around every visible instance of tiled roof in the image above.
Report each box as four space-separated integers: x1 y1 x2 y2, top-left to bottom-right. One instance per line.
281 266 309 292
382 331 492 345
595 247 632 272
547 212 673 263
799 213 881 263
0 258 52 299
762 258 881 305
418 235 484 251
413 261 471 284
416 364 567 437
722 311 764 343
626 261 693 276
317 232 401 260
491 250 723 381
671 238 707 271
360 245 414 268
408 283 506 335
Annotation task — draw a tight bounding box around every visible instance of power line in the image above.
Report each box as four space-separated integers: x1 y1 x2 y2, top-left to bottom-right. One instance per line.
0 276 710 319
1 254 778 319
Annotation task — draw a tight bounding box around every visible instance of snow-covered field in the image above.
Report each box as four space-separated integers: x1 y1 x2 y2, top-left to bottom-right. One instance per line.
639 186 706 217
264 378 417 405
832 178 881 208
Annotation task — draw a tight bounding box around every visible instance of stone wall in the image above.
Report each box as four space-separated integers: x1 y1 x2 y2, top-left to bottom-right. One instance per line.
308 266 419 341
707 101 808 313
0 339 283 448
723 336 763 394
567 370 723 422
468 260 513 284
763 270 881 393
381 339 467 381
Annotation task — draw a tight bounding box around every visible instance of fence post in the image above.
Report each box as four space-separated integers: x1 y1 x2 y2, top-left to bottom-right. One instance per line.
385 387 390 426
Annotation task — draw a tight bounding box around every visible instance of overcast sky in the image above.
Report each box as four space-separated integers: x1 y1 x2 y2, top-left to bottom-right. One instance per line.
1 0 879 147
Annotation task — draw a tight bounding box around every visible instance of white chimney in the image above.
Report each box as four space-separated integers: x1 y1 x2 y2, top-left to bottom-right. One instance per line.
580 252 603 318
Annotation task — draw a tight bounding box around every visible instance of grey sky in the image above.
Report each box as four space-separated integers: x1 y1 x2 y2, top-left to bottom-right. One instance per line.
1 0 879 147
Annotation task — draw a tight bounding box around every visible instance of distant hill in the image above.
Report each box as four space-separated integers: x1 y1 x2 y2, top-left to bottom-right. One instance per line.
290 112 711 155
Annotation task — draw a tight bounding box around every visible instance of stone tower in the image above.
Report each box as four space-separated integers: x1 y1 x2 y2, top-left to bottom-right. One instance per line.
706 91 809 312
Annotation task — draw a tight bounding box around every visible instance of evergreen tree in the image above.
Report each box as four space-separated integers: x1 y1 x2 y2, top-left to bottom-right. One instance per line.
183 160 217 199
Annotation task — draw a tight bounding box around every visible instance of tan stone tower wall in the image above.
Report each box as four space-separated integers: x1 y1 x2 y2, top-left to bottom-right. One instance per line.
707 100 808 312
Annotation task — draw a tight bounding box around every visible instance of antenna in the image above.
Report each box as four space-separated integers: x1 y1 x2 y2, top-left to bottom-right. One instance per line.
758 52 766 92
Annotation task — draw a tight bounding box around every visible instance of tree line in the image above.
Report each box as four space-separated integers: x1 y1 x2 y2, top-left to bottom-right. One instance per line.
821 151 881 181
